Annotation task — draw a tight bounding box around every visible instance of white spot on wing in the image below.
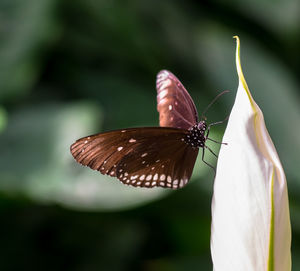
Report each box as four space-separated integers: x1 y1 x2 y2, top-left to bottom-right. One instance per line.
139 175 145 181
129 138 136 143
160 174 166 181
117 146 123 151
146 175 152 181
158 89 168 99
141 153 148 157
159 80 172 91
153 174 158 181
167 176 172 183
169 105 173 110
158 70 169 80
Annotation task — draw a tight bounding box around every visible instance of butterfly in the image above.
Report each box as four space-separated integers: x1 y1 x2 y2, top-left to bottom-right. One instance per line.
70 70 227 189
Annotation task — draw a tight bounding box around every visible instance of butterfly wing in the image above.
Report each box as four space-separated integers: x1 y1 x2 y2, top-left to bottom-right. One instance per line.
70 127 198 189
156 70 198 129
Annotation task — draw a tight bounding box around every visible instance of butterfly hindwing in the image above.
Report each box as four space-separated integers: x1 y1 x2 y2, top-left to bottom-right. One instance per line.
116 131 199 189
70 127 199 189
156 70 198 129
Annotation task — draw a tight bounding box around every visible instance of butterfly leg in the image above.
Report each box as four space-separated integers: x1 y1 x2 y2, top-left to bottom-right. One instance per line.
201 148 216 174
207 138 227 145
205 145 218 158
207 115 229 134
206 115 229 144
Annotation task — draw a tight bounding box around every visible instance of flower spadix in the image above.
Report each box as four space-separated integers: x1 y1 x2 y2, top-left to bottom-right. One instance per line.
210 36 291 271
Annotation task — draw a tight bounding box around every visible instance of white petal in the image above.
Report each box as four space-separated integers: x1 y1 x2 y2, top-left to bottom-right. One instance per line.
211 36 291 271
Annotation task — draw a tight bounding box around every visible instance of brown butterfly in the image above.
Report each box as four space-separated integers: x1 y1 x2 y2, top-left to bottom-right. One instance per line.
70 70 227 189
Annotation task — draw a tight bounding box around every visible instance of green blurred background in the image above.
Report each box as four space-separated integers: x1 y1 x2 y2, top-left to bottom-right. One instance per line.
1 0 300 270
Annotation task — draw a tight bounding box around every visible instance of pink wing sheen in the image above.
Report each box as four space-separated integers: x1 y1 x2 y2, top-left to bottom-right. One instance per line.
156 70 198 130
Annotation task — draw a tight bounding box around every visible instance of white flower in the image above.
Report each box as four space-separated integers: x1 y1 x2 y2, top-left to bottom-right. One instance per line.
210 36 291 271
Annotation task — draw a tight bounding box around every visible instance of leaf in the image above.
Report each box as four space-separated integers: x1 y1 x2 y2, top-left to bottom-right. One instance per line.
0 0 57 101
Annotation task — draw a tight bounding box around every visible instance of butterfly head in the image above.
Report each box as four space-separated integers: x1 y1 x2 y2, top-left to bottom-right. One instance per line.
197 120 207 132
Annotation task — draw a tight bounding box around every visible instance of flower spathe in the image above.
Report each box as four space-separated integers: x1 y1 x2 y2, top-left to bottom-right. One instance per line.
210 36 291 271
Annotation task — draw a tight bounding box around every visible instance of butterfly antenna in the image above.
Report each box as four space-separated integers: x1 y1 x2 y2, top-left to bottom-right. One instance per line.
200 90 229 120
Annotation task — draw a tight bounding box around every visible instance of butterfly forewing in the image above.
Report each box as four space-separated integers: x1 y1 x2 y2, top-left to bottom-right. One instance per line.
70 127 198 189
156 70 198 129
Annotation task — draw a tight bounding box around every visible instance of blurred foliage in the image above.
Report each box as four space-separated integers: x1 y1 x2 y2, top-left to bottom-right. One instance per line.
0 0 300 270
0 106 7 132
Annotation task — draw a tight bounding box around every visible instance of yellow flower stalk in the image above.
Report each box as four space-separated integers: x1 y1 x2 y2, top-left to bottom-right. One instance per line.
210 36 291 271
